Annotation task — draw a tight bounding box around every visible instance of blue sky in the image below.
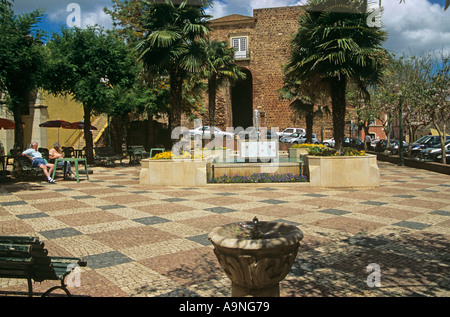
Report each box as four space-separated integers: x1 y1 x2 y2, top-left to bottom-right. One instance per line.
12 0 450 55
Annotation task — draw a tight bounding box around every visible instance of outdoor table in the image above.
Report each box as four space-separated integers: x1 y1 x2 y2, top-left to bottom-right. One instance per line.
52 158 89 183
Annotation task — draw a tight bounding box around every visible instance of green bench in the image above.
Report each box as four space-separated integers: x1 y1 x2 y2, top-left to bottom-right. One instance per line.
94 147 125 166
14 155 64 181
0 236 87 297
14 155 42 179
127 145 150 164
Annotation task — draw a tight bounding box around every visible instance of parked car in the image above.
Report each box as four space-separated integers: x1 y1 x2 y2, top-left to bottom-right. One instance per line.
374 139 387 152
187 126 234 140
290 133 320 145
262 129 279 140
418 141 450 162
410 135 450 158
323 138 335 147
280 132 303 143
277 128 305 140
386 140 409 154
343 137 365 150
437 151 450 164
370 138 382 150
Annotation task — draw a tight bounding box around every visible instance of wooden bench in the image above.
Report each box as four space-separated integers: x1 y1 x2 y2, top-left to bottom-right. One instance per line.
94 147 125 166
127 145 150 164
0 236 87 297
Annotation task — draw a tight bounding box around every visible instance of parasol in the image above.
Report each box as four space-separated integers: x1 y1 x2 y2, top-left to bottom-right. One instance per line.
0 118 15 130
64 121 98 130
39 119 71 141
39 119 71 128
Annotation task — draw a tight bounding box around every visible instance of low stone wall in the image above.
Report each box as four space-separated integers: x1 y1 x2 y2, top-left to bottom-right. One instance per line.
139 159 208 187
372 152 450 175
208 162 302 178
140 155 382 188
306 154 380 188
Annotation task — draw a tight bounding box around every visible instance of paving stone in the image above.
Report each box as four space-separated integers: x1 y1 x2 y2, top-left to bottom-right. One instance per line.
0 161 448 298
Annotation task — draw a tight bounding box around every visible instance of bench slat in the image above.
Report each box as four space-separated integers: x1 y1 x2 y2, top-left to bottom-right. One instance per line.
0 236 87 296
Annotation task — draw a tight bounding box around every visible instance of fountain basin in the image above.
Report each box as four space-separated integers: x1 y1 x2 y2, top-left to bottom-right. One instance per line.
208 221 303 297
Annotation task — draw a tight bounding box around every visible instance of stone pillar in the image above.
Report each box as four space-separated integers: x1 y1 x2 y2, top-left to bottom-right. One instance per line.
29 90 48 147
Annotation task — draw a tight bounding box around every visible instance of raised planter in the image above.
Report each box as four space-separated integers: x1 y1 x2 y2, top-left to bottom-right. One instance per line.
306 154 380 188
288 147 309 160
208 218 303 297
139 159 207 187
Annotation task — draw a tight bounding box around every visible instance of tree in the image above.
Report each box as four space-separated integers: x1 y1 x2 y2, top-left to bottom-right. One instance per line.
44 26 138 164
279 78 330 144
202 40 245 135
135 0 212 146
420 53 450 164
284 0 388 153
0 2 46 149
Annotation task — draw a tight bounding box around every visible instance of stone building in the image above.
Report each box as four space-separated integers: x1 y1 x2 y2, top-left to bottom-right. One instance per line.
206 5 334 139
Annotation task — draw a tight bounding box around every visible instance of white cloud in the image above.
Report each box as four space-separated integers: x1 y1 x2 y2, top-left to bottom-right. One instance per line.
12 0 449 56
381 0 450 55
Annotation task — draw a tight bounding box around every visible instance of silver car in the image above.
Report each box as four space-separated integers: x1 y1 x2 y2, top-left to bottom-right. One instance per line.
280 132 303 143
290 133 320 145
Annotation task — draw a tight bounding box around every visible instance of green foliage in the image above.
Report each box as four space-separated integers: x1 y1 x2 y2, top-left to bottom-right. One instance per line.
135 0 212 135
0 2 46 148
284 0 388 152
44 26 138 113
43 25 138 163
0 4 46 107
307 145 365 156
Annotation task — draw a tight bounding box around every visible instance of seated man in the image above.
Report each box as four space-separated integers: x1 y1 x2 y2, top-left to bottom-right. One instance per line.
22 142 56 183
49 142 74 180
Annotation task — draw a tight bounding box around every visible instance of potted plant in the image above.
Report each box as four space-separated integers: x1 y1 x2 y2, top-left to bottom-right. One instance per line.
208 217 303 297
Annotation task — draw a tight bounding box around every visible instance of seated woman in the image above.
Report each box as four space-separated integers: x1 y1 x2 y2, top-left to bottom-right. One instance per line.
49 142 75 180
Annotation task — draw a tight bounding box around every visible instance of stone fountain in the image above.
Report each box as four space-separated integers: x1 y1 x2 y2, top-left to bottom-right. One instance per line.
208 217 303 297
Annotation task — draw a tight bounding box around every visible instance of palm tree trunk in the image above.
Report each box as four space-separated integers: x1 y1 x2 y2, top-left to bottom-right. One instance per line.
330 78 347 153
208 77 217 127
169 67 183 147
305 106 314 143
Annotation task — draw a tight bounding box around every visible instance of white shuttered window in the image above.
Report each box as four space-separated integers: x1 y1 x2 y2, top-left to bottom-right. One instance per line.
232 37 247 59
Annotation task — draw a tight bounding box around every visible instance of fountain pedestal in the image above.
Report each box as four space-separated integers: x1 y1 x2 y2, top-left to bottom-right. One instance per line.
208 219 303 297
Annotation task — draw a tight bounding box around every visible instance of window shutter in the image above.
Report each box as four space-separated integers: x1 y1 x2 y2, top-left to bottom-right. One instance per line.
232 37 247 58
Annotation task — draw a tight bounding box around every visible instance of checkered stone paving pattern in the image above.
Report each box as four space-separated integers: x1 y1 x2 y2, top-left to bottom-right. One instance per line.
0 161 449 297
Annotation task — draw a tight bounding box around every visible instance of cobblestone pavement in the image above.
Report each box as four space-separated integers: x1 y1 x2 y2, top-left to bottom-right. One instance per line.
0 161 449 297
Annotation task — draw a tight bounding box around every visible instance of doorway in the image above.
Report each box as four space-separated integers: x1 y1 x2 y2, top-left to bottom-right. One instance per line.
231 68 253 128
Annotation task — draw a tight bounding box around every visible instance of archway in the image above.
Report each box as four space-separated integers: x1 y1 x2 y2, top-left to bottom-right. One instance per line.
231 68 253 128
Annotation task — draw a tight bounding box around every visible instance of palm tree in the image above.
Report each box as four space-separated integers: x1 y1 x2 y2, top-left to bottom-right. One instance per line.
136 0 211 145
279 79 330 143
203 40 246 135
284 0 388 152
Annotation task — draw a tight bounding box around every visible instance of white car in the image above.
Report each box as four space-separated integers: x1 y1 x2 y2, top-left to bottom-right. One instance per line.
277 128 306 140
323 138 335 147
187 126 234 140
